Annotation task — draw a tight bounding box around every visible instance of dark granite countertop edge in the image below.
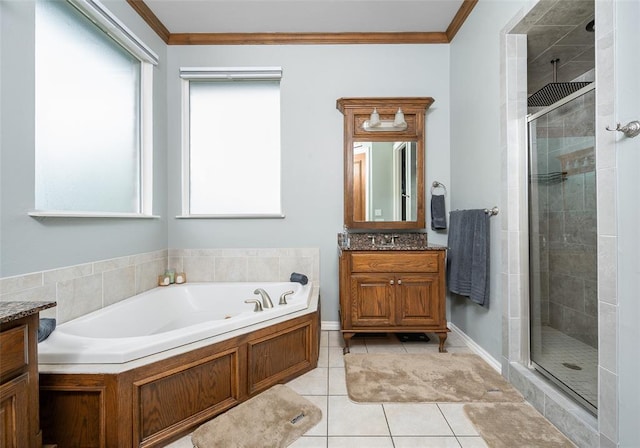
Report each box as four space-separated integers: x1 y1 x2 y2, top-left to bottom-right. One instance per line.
0 301 57 324
339 243 447 251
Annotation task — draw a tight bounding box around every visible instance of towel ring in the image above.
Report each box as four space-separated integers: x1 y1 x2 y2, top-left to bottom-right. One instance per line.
431 181 447 195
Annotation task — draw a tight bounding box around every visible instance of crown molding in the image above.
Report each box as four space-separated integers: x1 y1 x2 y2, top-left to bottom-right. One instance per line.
168 32 449 45
127 0 477 45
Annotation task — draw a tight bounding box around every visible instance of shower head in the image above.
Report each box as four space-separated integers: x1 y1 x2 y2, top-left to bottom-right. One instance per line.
527 59 592 107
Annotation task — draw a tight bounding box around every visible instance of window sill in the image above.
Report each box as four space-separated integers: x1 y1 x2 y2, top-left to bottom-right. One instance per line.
28 211 160 219
175 214 285 219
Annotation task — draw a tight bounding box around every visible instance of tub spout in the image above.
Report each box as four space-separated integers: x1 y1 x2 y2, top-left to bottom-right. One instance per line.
254 288 274 309
244 299 263 312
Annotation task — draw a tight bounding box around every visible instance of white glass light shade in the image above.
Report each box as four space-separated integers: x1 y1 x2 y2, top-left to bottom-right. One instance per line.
368 108 381 127
393 108 406 127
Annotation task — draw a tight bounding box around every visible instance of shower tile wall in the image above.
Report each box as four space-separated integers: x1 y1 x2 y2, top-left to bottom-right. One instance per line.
530 89 597 348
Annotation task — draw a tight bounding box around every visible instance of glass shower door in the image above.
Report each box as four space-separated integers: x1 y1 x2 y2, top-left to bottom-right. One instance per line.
527 86 597 413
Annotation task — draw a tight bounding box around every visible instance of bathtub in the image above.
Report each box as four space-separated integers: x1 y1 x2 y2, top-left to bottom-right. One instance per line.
38 281 313 364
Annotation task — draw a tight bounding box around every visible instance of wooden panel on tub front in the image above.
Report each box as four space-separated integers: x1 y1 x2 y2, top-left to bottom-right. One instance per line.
134 348 241 447
247 320 317 395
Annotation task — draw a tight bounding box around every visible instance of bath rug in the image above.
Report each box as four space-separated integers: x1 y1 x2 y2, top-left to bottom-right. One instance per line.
191 384 321 448
463 402 576 447
344 353 523 403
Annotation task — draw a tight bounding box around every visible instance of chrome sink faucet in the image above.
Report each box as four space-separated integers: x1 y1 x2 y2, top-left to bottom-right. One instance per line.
254 288 274 309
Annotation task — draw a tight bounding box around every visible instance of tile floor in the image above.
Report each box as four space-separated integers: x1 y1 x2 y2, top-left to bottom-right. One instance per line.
165 330 538 447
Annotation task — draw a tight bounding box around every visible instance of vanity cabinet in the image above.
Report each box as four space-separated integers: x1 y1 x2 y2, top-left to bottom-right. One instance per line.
339 250 449 352
0 302 56 448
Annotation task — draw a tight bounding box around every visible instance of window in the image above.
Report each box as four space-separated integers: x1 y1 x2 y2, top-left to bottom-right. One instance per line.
180 67 282 217
34 0 157 216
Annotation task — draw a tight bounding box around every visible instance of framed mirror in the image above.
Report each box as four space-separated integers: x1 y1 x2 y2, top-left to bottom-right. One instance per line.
337 97 434 230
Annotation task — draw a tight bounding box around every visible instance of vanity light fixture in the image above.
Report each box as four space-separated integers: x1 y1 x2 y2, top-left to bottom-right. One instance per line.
363 107 408 131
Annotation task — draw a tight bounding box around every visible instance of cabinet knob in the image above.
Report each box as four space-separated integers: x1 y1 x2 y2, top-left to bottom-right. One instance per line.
390 280 394 285
397 279 402 285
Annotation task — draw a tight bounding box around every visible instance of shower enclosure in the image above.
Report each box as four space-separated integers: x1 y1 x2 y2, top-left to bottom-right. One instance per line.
527 84 597 413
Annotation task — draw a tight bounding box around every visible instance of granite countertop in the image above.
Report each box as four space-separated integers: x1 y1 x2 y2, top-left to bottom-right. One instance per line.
338 232 447 251
0 301 57 324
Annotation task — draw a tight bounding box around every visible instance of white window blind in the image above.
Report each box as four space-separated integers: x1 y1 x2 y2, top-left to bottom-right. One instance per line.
180 68 283 217
34 0 155 216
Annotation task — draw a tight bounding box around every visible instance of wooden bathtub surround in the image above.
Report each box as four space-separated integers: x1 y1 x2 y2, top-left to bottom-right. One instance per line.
39 306 320 448
339 249 449 353
0 301 56 448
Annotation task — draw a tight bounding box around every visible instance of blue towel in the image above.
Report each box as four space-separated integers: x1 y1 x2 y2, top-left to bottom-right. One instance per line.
431 195 447 230
447 209 490 307
290 272 308 285
38 318 56 342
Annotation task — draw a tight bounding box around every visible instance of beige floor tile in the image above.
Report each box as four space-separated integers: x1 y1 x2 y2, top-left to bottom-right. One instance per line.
328 396 390 436
438 403 479 436
456 436 489 448
383 403 454 436
317 346 329 368
328 367 348 395
286 367 328 395
365 342 408 354
328 347 346 367
289 436 328 447
302 395 328 436
328 331 344 347
320 331 330 347
327 436 394 447
392 436 462 447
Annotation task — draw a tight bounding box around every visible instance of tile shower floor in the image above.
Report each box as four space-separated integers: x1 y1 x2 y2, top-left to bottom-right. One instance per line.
532 325 598 407
165 331 549 448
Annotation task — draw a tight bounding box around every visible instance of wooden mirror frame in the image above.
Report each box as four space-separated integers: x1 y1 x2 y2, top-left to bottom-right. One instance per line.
337 97 434 230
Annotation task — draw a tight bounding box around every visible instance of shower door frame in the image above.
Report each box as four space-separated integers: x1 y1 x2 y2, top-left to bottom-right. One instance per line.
525 82 597 415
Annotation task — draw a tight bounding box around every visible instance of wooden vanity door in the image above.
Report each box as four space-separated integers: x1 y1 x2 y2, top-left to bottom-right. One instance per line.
394 273 441 326
350 273 394 326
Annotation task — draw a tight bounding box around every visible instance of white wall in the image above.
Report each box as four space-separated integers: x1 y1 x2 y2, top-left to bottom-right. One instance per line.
449 0 527 360
0 0 169 277
614 1 640 445
166 44 451 322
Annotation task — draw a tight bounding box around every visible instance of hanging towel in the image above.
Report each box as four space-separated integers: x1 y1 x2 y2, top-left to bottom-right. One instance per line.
431 195 447 230
447 209 490 307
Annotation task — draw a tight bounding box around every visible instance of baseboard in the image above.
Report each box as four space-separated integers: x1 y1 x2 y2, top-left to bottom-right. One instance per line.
321 321 340 331
320 320 501 373
448 322 501 372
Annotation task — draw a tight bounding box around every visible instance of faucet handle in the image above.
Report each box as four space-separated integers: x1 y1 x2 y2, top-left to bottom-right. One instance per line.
279 290 294 305
244 299 263 312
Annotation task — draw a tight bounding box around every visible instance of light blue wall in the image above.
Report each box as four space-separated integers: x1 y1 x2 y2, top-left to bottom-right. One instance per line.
615 1 640 445
448 0 527 360
0 0 168 277
166 44 451 322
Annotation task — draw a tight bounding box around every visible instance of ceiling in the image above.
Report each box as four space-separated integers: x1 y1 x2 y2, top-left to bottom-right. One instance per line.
141 0 465 34
511 0 595 95
127 0 474 44
127 0 593 95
